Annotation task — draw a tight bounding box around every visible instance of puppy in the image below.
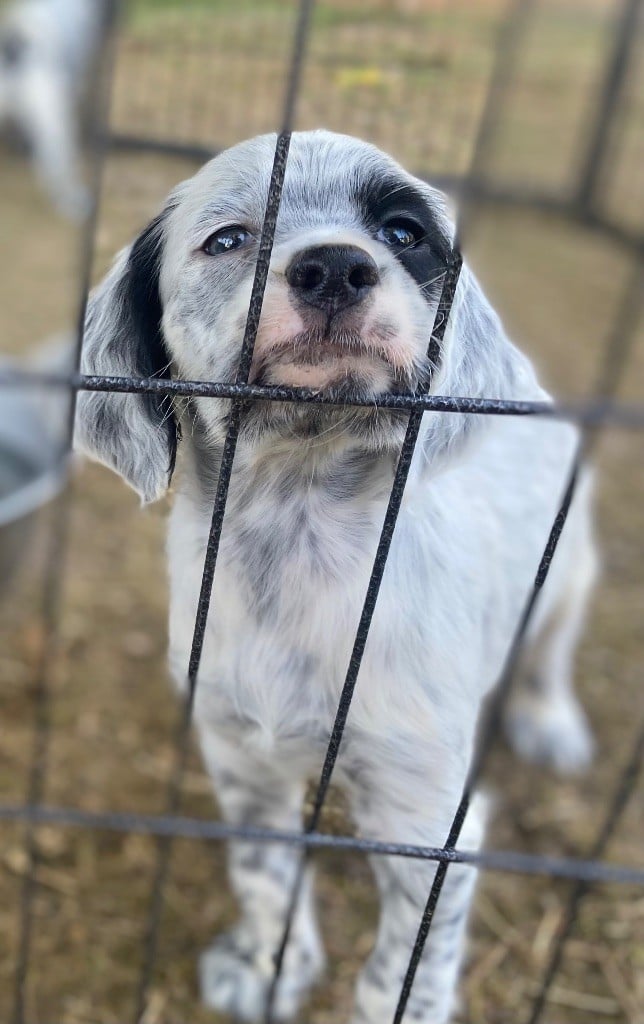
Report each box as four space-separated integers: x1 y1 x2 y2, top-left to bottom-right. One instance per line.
0 0 108 217
75 131 597 1023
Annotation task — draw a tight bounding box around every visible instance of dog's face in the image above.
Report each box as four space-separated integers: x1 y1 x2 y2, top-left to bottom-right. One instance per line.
76 130 511 502
158 132 451 445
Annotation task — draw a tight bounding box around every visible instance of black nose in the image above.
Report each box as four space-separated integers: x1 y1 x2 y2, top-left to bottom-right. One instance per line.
286 245 379 314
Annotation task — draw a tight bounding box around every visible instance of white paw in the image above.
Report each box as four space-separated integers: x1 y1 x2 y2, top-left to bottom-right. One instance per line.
200 930 323 1022
505 693 595 774
200 937 268 1021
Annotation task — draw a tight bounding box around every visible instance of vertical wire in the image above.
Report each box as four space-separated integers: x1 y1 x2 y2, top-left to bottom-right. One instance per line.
520 257 643 1024
281 0 316 134
385 4 544 1019
392 239 643 1024
263 253 463 1023
392 450 582 1023
391 0 643 1008
526 718 644 1024
455 0 537 249
264 8 541 1019
586 257 643 433
9 5 121 1022
132 3 316 1019
576 0 642 215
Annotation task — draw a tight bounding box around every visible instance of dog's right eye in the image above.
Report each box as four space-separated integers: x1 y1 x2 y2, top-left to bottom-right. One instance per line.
203 226 252 255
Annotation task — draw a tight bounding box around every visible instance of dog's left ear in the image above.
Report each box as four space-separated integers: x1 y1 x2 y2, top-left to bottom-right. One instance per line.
421 263 531 473
75 210 177 504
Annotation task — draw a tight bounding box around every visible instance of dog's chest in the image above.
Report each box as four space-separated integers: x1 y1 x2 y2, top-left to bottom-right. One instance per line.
168 462 427 747
166 437 551 758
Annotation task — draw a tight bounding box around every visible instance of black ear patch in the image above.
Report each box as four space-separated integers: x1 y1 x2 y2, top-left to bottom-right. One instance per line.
106 210 178 480
356 174 451 299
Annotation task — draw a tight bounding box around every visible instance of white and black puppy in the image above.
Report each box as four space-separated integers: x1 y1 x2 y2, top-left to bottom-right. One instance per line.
75 131 597 1024
0 0 108 217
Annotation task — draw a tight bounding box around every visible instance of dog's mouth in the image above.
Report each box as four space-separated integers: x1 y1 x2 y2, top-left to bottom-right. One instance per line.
239 324 419 445
250 327 399 392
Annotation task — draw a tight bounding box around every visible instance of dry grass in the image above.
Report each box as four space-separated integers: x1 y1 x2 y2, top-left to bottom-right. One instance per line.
0 1 643 1022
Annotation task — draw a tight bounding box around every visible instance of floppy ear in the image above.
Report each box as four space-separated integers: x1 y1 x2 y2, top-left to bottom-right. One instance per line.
420 263 534 474
74 210 177 504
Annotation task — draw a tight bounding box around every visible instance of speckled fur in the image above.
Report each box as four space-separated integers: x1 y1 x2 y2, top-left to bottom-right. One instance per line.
75 131 597 1023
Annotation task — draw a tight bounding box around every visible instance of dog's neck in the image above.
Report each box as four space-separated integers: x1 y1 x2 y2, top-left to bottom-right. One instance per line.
174 405 401 620
176 403 398 515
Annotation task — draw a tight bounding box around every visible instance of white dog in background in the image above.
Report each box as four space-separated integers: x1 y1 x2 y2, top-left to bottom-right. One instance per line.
75 131 597 1023
0 0 108 217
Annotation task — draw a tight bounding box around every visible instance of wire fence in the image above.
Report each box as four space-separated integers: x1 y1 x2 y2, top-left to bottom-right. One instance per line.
106 0 644 254
0 0 643 1022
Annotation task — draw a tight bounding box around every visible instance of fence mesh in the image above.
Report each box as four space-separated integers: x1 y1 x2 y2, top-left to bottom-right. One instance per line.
0 0 642 1022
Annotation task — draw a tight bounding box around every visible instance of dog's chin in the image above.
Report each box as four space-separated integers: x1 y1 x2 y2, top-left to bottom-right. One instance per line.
239 398 410 452
237 329 420 450
257 350 394 395
240 365 411 450
251 328 398 390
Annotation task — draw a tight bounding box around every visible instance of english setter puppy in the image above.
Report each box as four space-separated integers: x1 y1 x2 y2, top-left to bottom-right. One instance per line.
75 131 597 1023
0 0 108 217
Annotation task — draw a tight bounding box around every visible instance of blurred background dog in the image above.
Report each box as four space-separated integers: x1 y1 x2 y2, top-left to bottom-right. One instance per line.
0 0 109 217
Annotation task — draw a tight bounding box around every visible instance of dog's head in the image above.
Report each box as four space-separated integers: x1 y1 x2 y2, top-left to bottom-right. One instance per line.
76 130 520 502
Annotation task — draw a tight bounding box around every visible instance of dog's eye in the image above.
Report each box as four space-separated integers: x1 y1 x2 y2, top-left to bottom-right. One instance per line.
203 226 252 255
376 220 424 249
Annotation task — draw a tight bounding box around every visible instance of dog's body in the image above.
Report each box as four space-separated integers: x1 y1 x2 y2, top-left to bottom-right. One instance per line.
76 131 597 1023
0 0 107 217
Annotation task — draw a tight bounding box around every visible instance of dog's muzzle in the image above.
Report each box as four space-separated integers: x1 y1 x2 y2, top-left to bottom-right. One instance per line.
286 245 379 316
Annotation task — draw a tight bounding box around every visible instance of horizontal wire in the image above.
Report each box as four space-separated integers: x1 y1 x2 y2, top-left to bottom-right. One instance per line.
106 134 644 254
2 368 644 428
0 802 641 887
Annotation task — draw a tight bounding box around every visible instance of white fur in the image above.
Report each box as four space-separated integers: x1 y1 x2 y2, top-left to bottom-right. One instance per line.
75 131 598 1023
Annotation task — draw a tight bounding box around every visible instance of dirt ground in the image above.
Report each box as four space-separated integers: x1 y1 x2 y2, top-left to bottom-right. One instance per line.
0 2 643 1022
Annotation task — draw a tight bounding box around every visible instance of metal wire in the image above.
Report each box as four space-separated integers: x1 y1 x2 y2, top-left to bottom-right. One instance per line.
264 253 463 1021
133 131 293 1024
0 800 642 887
2 369 644 428
527 717 644 1024
455 0 537 247
392 249 643 1024
2 0 643 1021
132 3 316 1017
389 0 644 1009
392 449 583 1023
8 6 120 1022
576 0 642 214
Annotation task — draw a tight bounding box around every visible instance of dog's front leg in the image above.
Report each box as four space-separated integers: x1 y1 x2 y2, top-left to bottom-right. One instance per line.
348 756 485 1024
18 68 89 218
197 729 325 1023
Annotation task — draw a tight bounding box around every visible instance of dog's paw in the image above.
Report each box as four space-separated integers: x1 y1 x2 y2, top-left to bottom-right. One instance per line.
505 692 595 774
200 930 323 1022
200 936 269 1021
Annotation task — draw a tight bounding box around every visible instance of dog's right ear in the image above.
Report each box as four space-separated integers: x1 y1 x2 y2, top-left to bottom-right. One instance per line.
75 209 177 504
